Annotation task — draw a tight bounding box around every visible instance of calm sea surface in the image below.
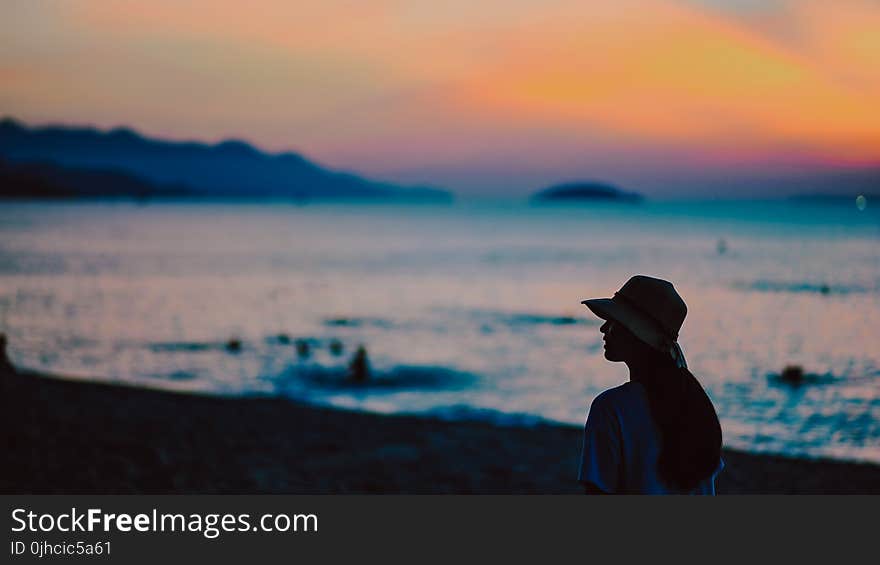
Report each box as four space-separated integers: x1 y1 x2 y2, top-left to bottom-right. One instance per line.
2 199 878 462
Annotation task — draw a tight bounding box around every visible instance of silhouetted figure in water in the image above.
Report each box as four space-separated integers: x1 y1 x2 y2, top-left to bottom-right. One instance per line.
779 365 804 385
295 339 311 359
329 339 344 357
579 276 723 494
348 345 371 383
0 333 14 375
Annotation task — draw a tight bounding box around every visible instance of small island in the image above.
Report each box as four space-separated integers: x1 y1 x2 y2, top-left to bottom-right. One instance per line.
531 181 642 203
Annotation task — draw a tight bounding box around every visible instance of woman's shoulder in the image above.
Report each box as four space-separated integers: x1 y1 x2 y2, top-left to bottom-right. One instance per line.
593 381 647 409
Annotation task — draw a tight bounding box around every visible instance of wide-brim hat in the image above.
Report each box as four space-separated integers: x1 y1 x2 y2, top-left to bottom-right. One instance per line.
582 275 688 368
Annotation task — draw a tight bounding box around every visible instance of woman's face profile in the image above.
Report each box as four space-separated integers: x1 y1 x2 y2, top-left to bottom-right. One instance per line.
599 319 640 363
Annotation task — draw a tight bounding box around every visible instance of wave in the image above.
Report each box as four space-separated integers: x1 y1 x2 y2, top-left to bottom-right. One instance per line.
767 369 837 387
289 363 476 391
496 313 585 326
767 368 878 387
148 370 200 381
421 404 559 428
148 341 219 353
452 308 595 329
733 280 875 295
323 317 393 329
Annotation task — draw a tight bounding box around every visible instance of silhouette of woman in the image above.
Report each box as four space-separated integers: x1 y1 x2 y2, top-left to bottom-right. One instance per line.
578 276 723 494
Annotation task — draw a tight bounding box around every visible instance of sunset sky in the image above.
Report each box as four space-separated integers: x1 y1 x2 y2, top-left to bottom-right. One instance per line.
2 0 878 196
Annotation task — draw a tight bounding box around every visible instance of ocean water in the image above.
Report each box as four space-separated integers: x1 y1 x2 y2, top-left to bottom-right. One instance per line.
1 199 879 463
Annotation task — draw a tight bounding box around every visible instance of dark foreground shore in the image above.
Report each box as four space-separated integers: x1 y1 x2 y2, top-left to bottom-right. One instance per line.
2 366 879 494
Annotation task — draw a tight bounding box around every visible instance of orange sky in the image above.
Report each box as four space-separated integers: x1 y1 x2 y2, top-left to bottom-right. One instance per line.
1 0 878 194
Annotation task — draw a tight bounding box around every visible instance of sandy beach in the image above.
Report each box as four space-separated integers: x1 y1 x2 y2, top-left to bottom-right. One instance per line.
2 361 879 494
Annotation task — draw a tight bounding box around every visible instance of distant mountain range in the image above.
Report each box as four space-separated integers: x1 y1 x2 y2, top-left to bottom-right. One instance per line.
531 181 642 203
0 118 450 201
0 156 191 199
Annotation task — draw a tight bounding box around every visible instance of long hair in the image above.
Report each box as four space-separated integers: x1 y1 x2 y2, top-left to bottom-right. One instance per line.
630 342 722 492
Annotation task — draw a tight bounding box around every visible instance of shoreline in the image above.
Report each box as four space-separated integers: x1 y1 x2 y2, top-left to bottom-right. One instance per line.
3 366 880 494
